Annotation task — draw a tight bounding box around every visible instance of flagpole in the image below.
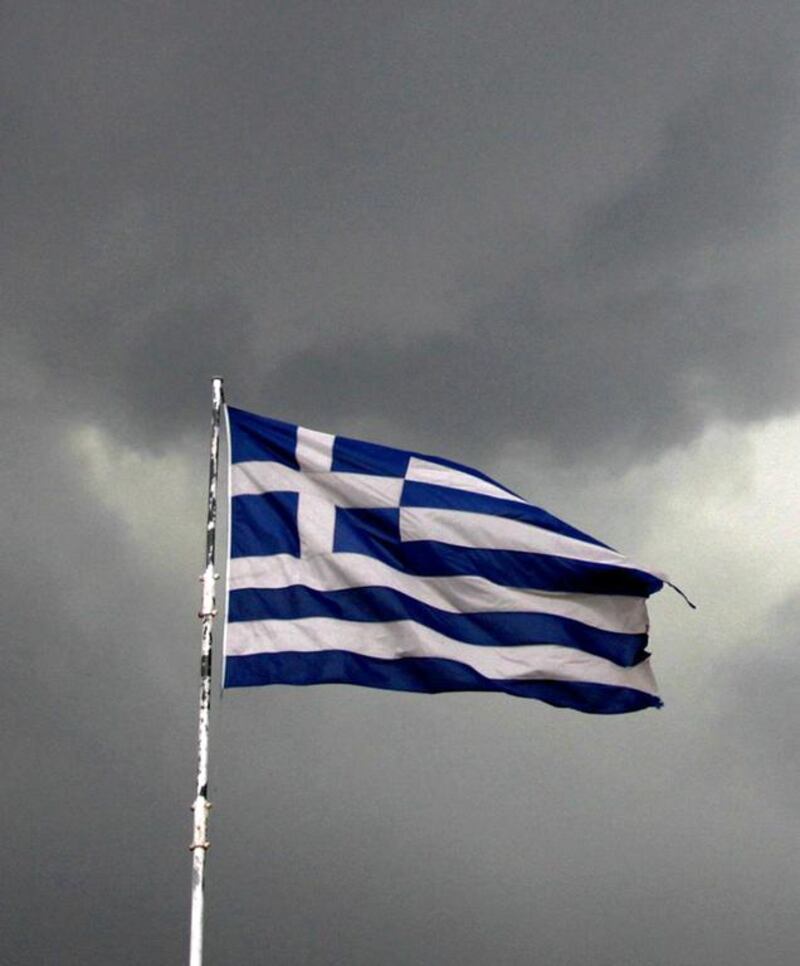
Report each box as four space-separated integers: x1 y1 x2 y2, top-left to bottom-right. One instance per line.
189 376 224 966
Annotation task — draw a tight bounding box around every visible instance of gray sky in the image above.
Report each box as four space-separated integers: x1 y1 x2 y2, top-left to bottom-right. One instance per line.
3 3 799 964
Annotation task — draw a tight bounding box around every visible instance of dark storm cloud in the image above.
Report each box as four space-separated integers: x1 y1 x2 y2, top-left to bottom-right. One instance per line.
577 68 793 266
3 3 799 464
265 62 800 463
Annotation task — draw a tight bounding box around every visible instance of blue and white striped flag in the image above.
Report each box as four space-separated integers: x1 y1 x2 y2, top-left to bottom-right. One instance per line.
223 406 667 713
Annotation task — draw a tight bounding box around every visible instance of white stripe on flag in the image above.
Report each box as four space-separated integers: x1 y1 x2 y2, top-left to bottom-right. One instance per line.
405 457 525 502
296 426 335 472
399 506 632 567
228 554 649 634
226 618 659 695
231 461 404 506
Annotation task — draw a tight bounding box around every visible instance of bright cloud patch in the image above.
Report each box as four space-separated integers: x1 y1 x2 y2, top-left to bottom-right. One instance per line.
70 424 203 572
493 412 800 692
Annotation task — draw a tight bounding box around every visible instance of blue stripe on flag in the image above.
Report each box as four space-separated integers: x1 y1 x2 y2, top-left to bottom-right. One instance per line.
227 406 299 467
409 452 523 497
224 651 662 713
397 542 663 596
332 507 662 596
231 493 300 558
227 586 649 665
335 506 401 541
330 434 521 496
332 434 410 476
400 481 610 548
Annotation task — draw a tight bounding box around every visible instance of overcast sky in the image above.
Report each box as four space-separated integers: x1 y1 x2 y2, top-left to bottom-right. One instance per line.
3 3 800 964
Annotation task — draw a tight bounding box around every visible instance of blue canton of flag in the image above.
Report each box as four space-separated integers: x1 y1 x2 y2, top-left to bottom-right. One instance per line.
223 406 666 713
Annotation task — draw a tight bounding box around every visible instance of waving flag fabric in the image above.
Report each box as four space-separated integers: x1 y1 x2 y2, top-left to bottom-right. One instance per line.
223 406 666 713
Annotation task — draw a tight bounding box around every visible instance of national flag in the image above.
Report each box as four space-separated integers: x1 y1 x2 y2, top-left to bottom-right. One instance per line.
222 405 666 713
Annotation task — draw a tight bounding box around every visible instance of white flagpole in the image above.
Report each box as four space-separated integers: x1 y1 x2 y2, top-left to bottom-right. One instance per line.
189 376 224 966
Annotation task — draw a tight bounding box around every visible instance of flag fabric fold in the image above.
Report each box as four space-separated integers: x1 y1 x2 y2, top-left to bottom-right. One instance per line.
223 405 666 713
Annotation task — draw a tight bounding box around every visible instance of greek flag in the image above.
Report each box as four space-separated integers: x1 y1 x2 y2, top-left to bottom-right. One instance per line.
223 406 666 713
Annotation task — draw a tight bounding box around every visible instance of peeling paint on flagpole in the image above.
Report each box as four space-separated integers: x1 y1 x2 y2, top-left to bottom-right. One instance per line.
189 376 223 966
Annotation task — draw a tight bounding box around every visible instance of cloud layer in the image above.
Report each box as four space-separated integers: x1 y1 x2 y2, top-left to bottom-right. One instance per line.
3 4 799 463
